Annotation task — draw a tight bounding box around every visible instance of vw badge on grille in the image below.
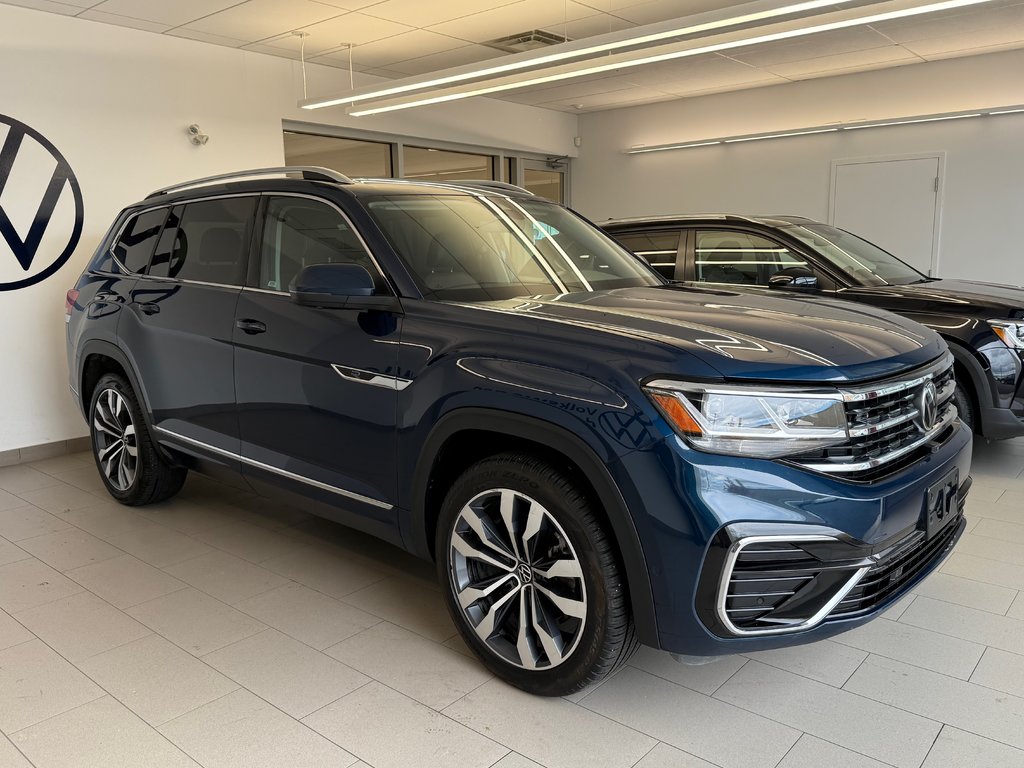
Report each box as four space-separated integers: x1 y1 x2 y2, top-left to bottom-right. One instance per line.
917 380 938 433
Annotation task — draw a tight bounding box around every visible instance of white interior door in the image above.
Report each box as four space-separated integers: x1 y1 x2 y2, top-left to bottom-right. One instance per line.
830 155 942 275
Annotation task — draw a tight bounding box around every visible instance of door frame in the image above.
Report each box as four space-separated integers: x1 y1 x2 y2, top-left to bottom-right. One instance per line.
828 152 946 276
515 157 570 205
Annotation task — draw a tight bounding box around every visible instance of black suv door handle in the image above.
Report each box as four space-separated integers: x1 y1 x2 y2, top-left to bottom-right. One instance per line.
236 318 267 335
136 302 160 315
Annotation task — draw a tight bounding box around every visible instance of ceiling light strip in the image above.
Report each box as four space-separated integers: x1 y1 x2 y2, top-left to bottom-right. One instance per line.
343 0 999 116
626 106 1024 153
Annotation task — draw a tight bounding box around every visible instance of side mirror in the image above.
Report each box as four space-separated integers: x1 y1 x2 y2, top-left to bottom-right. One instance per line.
290 264 401 312
768 266 819 291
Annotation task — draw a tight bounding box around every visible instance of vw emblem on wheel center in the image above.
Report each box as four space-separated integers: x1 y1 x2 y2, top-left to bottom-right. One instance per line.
516 562 533 584
0 114 84 291
917 380 938 433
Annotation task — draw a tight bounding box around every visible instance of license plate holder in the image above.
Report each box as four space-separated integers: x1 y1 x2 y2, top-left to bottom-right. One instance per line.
922 468 959 539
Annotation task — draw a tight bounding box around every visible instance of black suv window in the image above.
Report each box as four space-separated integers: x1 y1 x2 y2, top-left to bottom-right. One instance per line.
613 231 680 279
148 197 256 285
695 230 806 286
112 208 167 273
258 196 378 292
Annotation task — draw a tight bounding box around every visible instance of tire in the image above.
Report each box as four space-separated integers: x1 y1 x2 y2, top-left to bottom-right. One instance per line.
436 452 638 696
89 373 187 505
953 376 975 433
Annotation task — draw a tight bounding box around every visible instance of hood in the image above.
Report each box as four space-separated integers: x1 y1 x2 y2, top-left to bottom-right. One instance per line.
845 279 1024 315
481 285 944 383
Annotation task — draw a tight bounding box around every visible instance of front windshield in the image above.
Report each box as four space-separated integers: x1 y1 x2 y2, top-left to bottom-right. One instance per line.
784 223 927 287
364 194 662 301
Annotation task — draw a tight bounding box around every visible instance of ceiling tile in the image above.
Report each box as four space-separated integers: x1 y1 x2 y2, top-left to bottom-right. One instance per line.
361 0 517 28
181 0 346 42
166 27 250 47
252 11 413 54
764 44 920 78
383 43 506 75
900 26 1024 57
918 38 1024 60
562 12 635 39
87 0 244 27
0 0 82 15
870 1 1024 43
77 8 172 31
542 88 672 111
315 28 466 67
500 74 640 103
428 0 600 43
610 0 744 25
312 0 391 8
725 27 894 67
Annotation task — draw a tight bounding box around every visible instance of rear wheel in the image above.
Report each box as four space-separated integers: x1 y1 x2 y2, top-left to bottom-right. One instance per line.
953 376 975 432
89 373 186 505
436 453 637 696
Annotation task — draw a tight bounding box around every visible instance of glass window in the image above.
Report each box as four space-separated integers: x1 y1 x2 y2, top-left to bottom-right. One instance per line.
258 197 378 292
695 230 806 286
403 146 494 182
148 197 255 285
612 231 680 279
112 208 166 273
523 168 564 203
283 132 391 178
784 223 926 286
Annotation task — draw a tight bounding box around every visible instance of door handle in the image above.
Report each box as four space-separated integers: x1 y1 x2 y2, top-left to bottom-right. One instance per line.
235 318 267 335
136 302 160 315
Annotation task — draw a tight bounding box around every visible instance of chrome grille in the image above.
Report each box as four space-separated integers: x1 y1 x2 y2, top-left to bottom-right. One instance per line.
792 354 957 477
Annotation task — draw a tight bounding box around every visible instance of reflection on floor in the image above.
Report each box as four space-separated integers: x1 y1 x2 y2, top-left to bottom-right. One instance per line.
0 438 1022 767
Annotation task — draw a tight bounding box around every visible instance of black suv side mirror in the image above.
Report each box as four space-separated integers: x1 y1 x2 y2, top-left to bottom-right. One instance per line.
768 266 819 291
290 264 401 312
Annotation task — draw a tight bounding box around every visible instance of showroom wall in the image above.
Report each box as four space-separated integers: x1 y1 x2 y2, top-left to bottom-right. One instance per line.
573 48 1024 282
0 4 578 454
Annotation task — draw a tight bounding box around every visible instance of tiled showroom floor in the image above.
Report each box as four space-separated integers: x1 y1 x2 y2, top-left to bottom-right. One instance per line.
1 441 1024 768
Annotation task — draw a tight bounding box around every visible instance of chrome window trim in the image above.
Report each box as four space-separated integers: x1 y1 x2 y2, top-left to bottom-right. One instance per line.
716 533 870 637
242 286 288 296
331 364 411 391
154 427 392 510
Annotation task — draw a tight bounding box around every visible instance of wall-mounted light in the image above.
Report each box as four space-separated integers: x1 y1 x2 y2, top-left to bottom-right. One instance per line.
187 124 209 146
626 106 1024 154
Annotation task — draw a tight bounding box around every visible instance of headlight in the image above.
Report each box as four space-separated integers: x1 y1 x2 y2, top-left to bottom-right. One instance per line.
645 381 848 459
988 320 1024 350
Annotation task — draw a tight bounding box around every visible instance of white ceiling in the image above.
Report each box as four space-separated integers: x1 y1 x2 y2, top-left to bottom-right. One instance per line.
4 0 1024 112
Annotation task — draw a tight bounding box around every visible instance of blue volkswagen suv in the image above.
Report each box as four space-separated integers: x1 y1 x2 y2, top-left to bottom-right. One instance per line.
66 167 971 695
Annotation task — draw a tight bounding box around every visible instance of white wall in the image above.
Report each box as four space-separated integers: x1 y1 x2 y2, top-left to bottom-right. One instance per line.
0 4 578 452
573 49 1024 282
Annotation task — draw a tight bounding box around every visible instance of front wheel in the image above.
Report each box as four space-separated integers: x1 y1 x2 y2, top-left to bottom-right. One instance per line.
436 453 637 696
953 376 975 432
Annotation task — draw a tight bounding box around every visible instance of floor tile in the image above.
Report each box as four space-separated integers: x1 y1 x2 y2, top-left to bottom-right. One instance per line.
881 592 916 620
0 538 28 568
1009 592 1024 620
956 532 1024 566
159 689 358 768
15 591 150 662
10 696 199 768
163 550 288 605
832 617 984 679
127 588 266 655
777 735 890 768
922 726 1024 767
0 734 30 768
56 500 157 539
0 610 32 652
632 742 718 767
105 524 212 568
49 466 107 495
341 575 457 642
0 465 63 495
0 505 72 542
626 647 747 695
0 490 28 514
971 516 1024 545
17 528 122 572
234 582 379 650
845 655 1024 750
137 499 241 536
912 571 1017 614
581 667 796 768
0 558 84 614
326 622 491 709
15 483 105 515
715 660 938 768
305 681 508 768
189 519 306 564
262 544 388 600
202 629 369 718
28 453 93 477
80 634 239 726
900 595 1024 654
0 639 104 733
745 639 867 687
67 554 187 609
969 647 1024 698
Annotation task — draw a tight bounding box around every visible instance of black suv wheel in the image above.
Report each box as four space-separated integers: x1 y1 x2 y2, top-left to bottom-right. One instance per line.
89 373 187 505
436 453 637 696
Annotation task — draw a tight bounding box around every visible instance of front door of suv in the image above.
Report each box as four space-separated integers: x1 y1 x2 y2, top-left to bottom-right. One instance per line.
233 194 401 538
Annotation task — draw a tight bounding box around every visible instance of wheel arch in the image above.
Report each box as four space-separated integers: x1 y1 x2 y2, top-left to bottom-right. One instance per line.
944 338 993 425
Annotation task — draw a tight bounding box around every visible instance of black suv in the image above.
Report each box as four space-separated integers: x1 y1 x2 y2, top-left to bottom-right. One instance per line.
605 215 1024 440
67 169 970 695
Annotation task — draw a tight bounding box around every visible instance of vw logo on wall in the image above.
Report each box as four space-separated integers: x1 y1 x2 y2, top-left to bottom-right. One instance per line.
0 114 83 291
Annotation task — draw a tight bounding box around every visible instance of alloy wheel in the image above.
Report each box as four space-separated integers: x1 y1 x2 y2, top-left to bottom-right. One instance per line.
448 488 587 670
92 387 138 491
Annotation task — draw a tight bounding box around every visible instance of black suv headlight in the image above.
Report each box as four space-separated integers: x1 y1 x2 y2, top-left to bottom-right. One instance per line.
645 380 848 459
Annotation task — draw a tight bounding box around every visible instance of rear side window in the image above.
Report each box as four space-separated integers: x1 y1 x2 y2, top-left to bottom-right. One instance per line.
695 230 806 286
148 197 256 285
612 231 680 279
112 208 166 273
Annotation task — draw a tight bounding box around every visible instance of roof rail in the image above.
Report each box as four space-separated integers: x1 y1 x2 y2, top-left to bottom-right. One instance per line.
444 180 535 196
146 166 353 199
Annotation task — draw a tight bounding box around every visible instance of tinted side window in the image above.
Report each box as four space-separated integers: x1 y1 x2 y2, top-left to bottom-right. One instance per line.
259 196 378 292
112 208 166 273
695 230 805 286
149 197 255 285
613 231 680 279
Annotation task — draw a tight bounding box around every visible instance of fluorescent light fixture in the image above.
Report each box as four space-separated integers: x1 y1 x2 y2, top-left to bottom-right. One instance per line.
632 140 723 152
991 108 1024 115
301 0 863 110
343 0 999 116
724 128 838 142
842 113 980 129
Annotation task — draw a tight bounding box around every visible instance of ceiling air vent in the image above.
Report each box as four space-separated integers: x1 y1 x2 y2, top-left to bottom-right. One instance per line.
484 29 570 53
